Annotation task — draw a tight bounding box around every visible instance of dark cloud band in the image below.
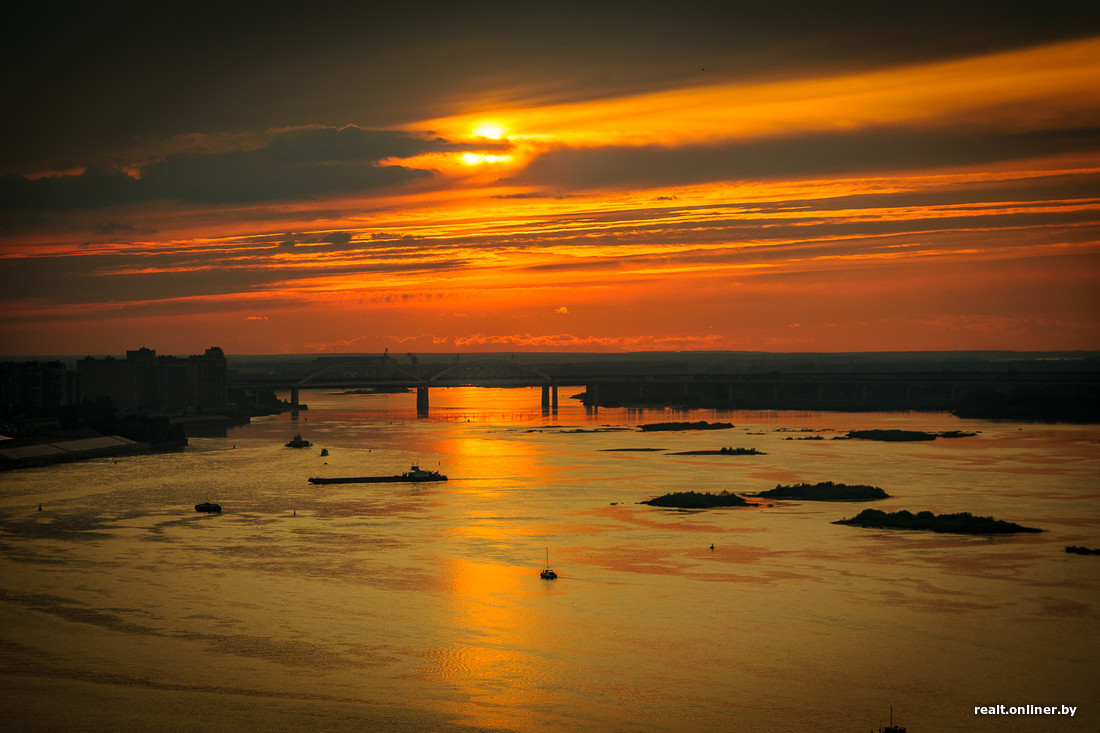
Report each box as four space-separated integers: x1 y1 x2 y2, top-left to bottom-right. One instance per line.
0 126 450 211
515 126 1100 190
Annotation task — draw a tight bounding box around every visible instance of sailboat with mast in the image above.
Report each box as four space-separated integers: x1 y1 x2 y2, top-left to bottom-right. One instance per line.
540 548 558 579
878 705 906 733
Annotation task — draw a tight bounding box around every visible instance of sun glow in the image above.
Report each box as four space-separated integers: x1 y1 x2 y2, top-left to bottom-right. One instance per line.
461 152 511 165
460 121 514 165
471 121 507 140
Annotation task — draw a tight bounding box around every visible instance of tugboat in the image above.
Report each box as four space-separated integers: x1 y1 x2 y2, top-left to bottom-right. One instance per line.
400 465 446 481
285 434 312 448
308 465 447 484
540 548 558 579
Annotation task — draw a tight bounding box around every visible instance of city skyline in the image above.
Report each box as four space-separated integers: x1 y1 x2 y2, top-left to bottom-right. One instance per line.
3 3 1099 356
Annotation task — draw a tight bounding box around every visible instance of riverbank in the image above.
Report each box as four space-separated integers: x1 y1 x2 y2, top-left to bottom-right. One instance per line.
577 369 1099 422
0 435 187 470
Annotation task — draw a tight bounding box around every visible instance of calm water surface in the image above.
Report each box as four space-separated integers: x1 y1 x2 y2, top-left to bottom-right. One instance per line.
1 388 1097 732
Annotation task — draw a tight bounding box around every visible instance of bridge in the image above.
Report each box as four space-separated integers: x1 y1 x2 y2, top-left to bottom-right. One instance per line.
228 357 1099 418
240 358 563 415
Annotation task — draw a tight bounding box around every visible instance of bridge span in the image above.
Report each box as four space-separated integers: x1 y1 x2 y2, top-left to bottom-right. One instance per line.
228 356 1098 418
236 358 567 415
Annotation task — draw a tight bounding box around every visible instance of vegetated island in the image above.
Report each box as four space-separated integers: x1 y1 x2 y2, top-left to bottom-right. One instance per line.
640 491 748 508
669 447 765 455
843 429 978 442
756 481 888 501
1065 545 1100 555
639 421 734 432
834 508 1042 534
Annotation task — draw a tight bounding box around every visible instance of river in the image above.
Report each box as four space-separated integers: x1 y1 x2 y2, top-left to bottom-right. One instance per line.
1 387 1097 732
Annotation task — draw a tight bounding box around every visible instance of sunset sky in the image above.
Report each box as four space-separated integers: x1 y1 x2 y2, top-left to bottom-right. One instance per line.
3 2 1099 356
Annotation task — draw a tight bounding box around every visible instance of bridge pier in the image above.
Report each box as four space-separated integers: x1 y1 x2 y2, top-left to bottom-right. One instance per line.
416 386 429 416
540 383 559 414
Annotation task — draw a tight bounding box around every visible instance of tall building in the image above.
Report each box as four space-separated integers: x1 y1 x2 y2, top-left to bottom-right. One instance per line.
0 360 70 417
193 347 228 410
77 347 227 411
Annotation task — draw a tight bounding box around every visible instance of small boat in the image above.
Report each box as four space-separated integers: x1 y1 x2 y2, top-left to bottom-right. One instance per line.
878 706 906 733
540 548 558 579
320 448 329 457
285 434 312 448
308 465 447 484
195 502 221 513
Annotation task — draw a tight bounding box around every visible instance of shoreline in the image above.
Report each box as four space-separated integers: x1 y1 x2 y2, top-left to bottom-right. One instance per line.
0 436 188 471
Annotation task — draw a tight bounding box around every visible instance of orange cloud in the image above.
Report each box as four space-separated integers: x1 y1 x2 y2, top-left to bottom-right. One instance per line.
413 37 1100 150
4 33 1099 355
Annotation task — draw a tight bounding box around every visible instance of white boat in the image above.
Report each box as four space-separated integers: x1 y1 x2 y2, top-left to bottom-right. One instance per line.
540 548 558 579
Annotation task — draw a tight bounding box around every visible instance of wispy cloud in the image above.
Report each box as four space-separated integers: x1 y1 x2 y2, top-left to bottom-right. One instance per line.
2 15 1099 355
0 126 485 211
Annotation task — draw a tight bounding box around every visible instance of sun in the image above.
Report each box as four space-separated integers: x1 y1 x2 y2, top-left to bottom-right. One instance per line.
461 152 509 165
472 121 507 140
455 120 518 166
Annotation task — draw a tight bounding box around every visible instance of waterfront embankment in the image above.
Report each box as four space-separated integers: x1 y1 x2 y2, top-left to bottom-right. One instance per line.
0 434 187 470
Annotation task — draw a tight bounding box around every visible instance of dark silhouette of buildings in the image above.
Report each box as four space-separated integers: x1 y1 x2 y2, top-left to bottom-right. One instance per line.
77 347 227 412
0 360 74 417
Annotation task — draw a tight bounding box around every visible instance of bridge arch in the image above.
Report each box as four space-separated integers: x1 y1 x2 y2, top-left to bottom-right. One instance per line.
427 359 553 386
299 359 426 386
289 357 558 416
425 359 558 415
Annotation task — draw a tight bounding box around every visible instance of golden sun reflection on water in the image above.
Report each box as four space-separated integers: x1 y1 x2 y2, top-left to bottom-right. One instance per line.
414 557 564 731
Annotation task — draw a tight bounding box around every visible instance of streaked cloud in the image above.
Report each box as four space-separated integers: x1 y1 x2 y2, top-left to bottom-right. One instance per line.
1 7 1098 355
513 127 1100 191
0 126 495 211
